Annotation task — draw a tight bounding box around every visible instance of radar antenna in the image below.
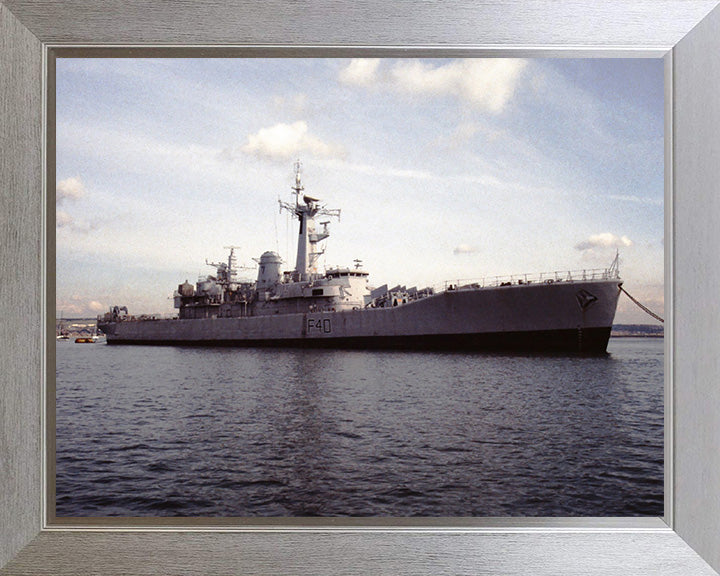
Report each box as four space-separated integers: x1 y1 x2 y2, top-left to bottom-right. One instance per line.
292 159 304 205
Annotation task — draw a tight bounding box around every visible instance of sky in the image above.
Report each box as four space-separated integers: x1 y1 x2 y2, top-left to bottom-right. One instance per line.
56 58 664 323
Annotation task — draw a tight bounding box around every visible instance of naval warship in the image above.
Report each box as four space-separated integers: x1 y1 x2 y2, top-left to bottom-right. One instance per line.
98 163 622 352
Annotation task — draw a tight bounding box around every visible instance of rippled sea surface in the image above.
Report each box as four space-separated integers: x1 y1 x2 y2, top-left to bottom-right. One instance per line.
55 337 663 517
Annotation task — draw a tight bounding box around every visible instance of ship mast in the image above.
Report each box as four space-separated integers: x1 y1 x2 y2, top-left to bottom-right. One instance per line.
224 245 240 283
205 245 247 286
279 161 340 281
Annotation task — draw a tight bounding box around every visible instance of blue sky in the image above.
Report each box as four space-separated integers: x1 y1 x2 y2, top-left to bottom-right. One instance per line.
56 58 664 323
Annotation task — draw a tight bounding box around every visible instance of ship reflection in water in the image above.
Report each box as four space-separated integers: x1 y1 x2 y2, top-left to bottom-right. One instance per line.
55 338 663 517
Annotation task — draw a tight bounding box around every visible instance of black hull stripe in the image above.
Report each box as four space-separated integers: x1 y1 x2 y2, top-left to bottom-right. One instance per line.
105 327 612 354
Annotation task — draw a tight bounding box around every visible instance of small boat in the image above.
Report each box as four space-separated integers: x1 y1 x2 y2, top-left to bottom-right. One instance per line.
74 336 97 343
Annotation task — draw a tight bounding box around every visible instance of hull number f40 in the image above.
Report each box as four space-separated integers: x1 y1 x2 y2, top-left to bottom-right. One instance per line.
307 318 332 334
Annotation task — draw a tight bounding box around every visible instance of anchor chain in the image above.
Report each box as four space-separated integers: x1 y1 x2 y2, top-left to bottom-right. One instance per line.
619 286 664 323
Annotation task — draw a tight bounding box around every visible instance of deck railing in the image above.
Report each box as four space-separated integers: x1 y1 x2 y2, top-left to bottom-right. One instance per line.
444 266 621 292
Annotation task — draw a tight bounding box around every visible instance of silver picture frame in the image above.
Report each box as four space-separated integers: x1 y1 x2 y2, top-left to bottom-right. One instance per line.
2 1 720 574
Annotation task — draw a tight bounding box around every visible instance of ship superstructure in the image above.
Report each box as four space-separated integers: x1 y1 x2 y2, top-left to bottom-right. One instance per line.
98 163 623 352
170 162 372 320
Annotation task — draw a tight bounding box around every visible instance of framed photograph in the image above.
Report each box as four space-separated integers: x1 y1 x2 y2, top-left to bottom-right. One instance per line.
51 54 665 522
2 2 720 575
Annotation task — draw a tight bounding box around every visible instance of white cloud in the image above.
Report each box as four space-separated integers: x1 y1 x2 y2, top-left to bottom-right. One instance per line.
338 59 381 86
56 209 93 233
575 233 633 252
242 121 344 161
339 59 528 113
453 244 479 255
57 210 74 228
393 60 527 112
56 295 104 317
55 177 94 232
57 177 86 203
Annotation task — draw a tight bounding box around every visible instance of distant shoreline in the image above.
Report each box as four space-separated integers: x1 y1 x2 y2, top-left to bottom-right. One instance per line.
610 333 663 338
611 324 664 338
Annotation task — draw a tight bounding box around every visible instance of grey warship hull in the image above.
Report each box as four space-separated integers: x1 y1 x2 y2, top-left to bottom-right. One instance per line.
97 164 623 353
99 277 621 353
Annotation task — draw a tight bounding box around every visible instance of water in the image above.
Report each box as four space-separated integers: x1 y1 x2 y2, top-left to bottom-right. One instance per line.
55 338 664 517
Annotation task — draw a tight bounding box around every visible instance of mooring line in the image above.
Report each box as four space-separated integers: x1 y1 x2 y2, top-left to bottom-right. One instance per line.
619 286 664 323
